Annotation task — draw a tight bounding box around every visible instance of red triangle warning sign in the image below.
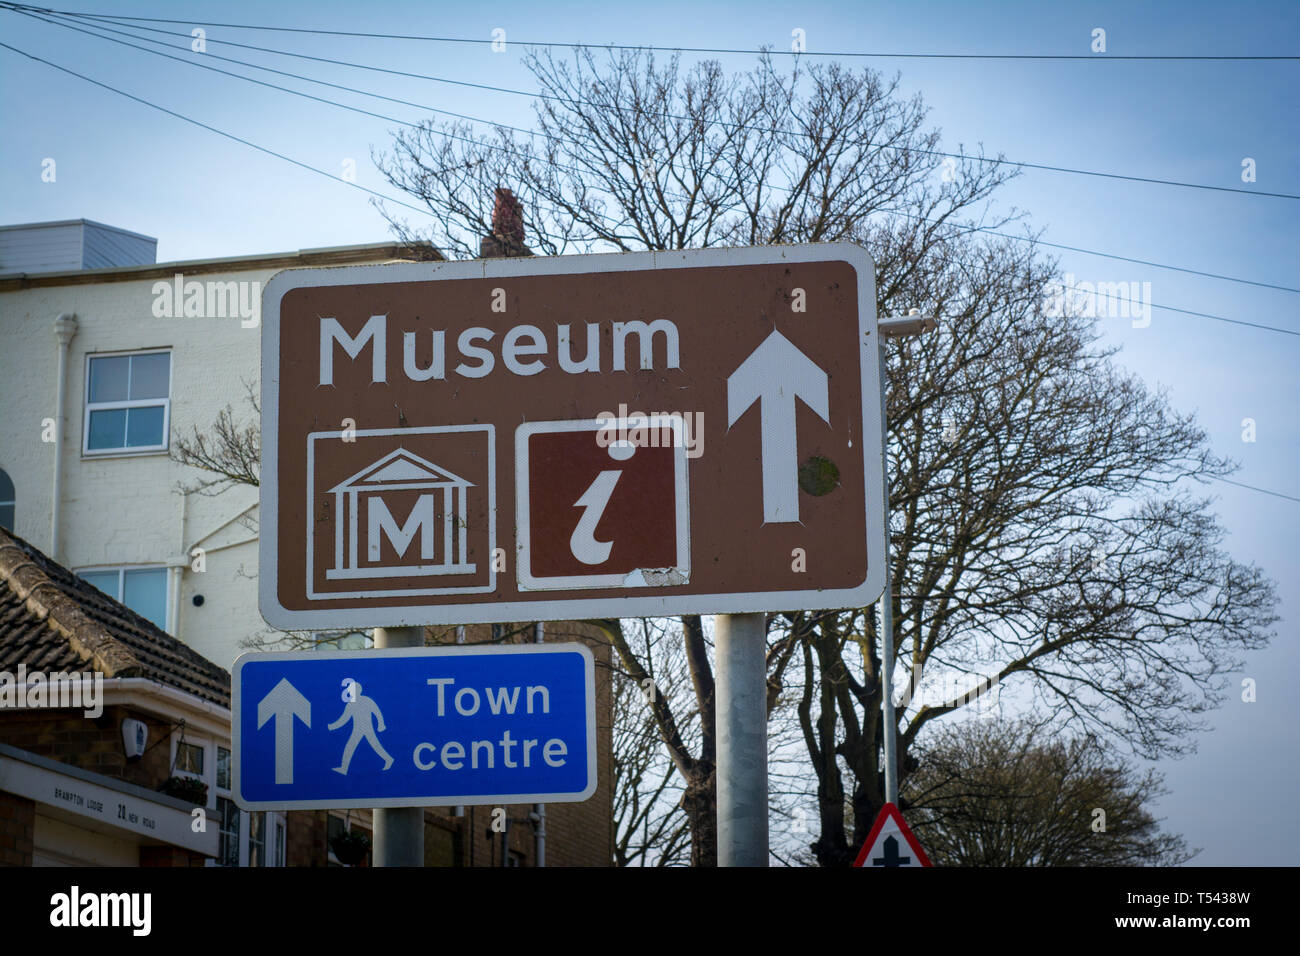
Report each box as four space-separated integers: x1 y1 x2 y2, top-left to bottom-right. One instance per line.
852 803 933 868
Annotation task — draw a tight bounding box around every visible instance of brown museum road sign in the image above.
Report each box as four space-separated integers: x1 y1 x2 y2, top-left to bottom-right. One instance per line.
259 243 885 630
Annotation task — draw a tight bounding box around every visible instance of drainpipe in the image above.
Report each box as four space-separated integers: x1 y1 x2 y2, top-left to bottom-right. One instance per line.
50 314 78 561
168 491 188 637
166 563 184 636
532 621 547 867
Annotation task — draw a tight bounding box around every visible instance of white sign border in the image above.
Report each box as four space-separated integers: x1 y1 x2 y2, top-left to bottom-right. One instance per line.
260 242 884 630
232 643 598 811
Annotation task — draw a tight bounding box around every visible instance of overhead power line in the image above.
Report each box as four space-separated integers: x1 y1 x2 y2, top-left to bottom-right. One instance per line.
1208 476 1300 505
0 39 441 220
876 205 1299 294
1058 283 1298 337
7 1 1298 201
9 2 1299 61
1 41 1297 506
19 4 1298 298
0 34 653 254
6 6 668 224
5 23 1297 340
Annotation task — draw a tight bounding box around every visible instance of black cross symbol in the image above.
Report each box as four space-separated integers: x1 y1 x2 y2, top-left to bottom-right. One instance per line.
872 834 911 867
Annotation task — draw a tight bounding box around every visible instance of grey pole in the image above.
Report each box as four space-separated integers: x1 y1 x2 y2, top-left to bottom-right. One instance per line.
878 342 899 807
874 313 939 809
878 581 899 807
372 625 424 866
715 612 768 866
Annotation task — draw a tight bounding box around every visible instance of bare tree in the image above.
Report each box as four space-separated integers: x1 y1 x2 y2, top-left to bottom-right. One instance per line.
372 49 1012 260
785 220 1277 865
200 47 1284 868
609 618 693 866
374 47 1276 866
373 48 1016 865
170 379 260 497
903 718 1194 866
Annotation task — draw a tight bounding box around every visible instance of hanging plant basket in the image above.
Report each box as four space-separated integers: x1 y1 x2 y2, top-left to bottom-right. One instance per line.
158 775 209 806
330 829 371 866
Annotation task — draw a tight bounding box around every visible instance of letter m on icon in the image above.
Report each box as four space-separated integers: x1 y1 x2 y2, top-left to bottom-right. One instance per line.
326 447 477 579
368 495 434 561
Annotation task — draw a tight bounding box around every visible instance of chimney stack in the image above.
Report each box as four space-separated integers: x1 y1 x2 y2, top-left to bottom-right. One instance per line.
480 187 531 258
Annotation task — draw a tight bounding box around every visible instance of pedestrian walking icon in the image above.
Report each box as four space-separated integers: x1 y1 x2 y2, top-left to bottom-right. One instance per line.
328 681 395 775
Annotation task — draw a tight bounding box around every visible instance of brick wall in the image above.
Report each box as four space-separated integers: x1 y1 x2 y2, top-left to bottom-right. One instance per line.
0 790 35 866
286 809 330 867
0 706 207 866
0 705 175 791
139 845 206 866
425 621 615 867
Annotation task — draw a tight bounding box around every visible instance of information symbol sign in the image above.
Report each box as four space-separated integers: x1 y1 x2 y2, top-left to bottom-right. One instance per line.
516 417 690 591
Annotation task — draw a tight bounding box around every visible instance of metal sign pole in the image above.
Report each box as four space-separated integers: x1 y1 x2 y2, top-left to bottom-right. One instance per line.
876 313 937 809
715 612 768 866
372 625 424 866
878 341 899 808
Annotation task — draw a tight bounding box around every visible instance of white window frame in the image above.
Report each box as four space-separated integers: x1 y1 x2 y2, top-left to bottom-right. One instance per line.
75 564 170 631
274 817 286 867
82 348 173 457
170 734 208 783
252 809 287 867
206 735 238 866
215 795 242 867
215 743 232 794
194 738 284 867
247 808 268 867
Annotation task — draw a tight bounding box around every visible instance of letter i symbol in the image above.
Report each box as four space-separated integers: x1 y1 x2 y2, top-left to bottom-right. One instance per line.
569 441 635 565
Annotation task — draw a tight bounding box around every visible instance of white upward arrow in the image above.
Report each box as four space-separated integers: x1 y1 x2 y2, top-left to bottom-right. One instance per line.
727 330 830 523
257 678 311 785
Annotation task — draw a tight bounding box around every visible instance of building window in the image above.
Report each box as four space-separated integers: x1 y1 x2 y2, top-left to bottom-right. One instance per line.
175 741 204 776
274 819 286 867
217 797 240 867
216 746 231 790
0 469 13 530
77 566 169 631
249 812 266 867
83 350 171 455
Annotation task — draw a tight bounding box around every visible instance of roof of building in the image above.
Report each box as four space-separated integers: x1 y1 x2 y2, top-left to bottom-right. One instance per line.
0 527 230 708
0 238 441 290
0 218 159 242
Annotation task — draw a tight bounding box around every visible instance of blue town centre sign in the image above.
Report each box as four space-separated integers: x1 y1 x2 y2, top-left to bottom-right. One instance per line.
233 644 596 810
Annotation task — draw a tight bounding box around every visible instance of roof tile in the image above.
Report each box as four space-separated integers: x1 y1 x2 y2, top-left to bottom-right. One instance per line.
0 528 230 707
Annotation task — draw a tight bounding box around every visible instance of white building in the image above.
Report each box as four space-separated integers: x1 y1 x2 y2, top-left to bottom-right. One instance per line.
0 220 428 669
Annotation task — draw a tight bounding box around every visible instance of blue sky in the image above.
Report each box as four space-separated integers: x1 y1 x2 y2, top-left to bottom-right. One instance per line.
1 0 1296 864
